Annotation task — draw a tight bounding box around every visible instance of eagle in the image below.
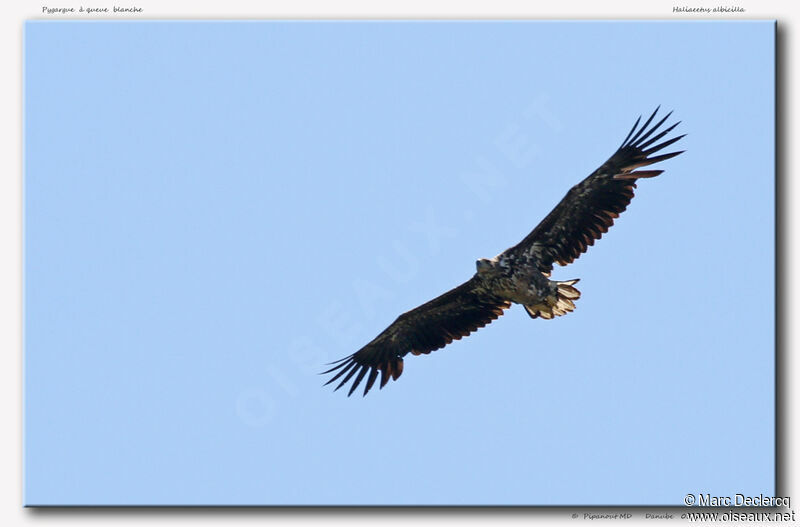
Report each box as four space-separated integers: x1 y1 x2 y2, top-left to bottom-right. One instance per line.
323 108 684 396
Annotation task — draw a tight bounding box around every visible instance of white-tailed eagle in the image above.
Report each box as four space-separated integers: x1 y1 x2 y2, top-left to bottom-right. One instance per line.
323 108 684 396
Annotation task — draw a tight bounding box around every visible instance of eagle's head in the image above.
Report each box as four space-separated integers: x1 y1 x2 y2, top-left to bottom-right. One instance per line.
476 257 499 275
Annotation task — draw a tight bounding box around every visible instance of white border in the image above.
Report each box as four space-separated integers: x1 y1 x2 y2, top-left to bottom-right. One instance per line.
2 1 795 526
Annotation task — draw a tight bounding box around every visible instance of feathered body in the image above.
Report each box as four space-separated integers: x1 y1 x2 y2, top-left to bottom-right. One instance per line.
323 108 685 396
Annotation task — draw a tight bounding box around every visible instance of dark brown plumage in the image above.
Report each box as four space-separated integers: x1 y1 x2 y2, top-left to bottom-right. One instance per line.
323 108 684 396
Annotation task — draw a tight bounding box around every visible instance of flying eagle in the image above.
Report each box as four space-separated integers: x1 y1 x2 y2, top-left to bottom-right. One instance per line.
323 108 684 396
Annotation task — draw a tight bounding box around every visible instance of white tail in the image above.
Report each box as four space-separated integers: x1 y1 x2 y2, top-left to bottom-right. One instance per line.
524 279 581 320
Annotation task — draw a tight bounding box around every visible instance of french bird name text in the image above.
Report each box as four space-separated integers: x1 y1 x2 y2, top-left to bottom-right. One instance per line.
42 6 143 14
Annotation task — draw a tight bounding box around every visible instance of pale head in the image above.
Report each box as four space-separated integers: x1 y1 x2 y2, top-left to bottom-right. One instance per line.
476 257 499 275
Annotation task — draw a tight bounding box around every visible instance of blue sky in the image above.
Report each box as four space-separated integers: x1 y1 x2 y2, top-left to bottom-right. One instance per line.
24 20 774 505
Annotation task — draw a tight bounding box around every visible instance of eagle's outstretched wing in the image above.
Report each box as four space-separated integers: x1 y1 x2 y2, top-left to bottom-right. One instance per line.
507 107 685 273
322 276 511 397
